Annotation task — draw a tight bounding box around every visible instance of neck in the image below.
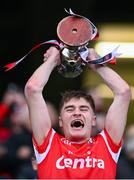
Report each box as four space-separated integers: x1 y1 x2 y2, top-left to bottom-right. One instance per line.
68 136 91 144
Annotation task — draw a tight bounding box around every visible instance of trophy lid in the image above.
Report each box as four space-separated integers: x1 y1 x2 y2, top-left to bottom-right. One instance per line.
57 16 92 47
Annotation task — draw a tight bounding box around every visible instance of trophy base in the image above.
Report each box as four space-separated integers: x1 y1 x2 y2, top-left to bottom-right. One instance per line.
57 16 92 47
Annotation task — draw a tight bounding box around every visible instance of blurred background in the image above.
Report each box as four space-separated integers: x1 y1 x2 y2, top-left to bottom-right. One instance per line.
0 0 134 124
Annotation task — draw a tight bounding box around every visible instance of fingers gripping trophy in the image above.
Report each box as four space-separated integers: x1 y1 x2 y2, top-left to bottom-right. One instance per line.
4 9 121 78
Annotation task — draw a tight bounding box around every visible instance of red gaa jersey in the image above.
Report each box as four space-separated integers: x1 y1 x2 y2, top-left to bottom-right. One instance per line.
33 128 122 179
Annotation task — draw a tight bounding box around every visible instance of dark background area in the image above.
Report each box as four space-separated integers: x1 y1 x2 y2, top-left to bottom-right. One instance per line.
0 0 134 107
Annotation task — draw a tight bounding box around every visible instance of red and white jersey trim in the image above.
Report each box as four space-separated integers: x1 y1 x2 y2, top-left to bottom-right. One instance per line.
33 129 55 164
100 130 121 163
34 128 122 165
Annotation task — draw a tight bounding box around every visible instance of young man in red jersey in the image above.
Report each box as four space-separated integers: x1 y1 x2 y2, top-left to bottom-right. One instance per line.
24 46 131 179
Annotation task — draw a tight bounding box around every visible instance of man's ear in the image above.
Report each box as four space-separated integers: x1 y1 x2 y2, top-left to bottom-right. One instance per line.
92 115 97 127
59 116 63 127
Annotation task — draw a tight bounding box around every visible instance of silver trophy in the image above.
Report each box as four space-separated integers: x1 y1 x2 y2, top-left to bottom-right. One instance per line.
56 10 98 78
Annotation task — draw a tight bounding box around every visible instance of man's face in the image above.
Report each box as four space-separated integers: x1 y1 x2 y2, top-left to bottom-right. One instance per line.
59 97 96 143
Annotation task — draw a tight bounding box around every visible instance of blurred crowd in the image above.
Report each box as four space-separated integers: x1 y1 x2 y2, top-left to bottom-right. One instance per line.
0 83 60 179
116 124 134 179
0 83 133 179
0 83 35 178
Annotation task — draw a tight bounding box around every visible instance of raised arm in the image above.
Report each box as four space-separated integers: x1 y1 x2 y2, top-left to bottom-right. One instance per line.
24 47 60 145
88 49 132 144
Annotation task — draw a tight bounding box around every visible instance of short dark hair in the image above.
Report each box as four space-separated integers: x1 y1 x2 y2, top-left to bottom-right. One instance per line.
59 90 95 113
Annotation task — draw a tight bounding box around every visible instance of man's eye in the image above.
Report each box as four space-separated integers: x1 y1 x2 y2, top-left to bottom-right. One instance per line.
80 108 88 111
66 108 73 112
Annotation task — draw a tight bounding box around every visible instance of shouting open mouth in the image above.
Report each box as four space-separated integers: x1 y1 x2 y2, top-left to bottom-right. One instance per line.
71 119 84 129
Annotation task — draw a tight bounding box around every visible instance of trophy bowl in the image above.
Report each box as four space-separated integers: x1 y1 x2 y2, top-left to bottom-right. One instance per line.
56 15 93 78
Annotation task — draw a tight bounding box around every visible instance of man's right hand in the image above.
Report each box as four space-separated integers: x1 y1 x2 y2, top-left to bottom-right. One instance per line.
43 46 61 66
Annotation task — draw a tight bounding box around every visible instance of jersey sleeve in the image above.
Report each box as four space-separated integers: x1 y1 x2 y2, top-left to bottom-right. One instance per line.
100 128 123 163
32 128 56 164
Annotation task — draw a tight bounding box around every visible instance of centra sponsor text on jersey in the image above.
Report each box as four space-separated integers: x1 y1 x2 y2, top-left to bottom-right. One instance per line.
56 155 105 169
